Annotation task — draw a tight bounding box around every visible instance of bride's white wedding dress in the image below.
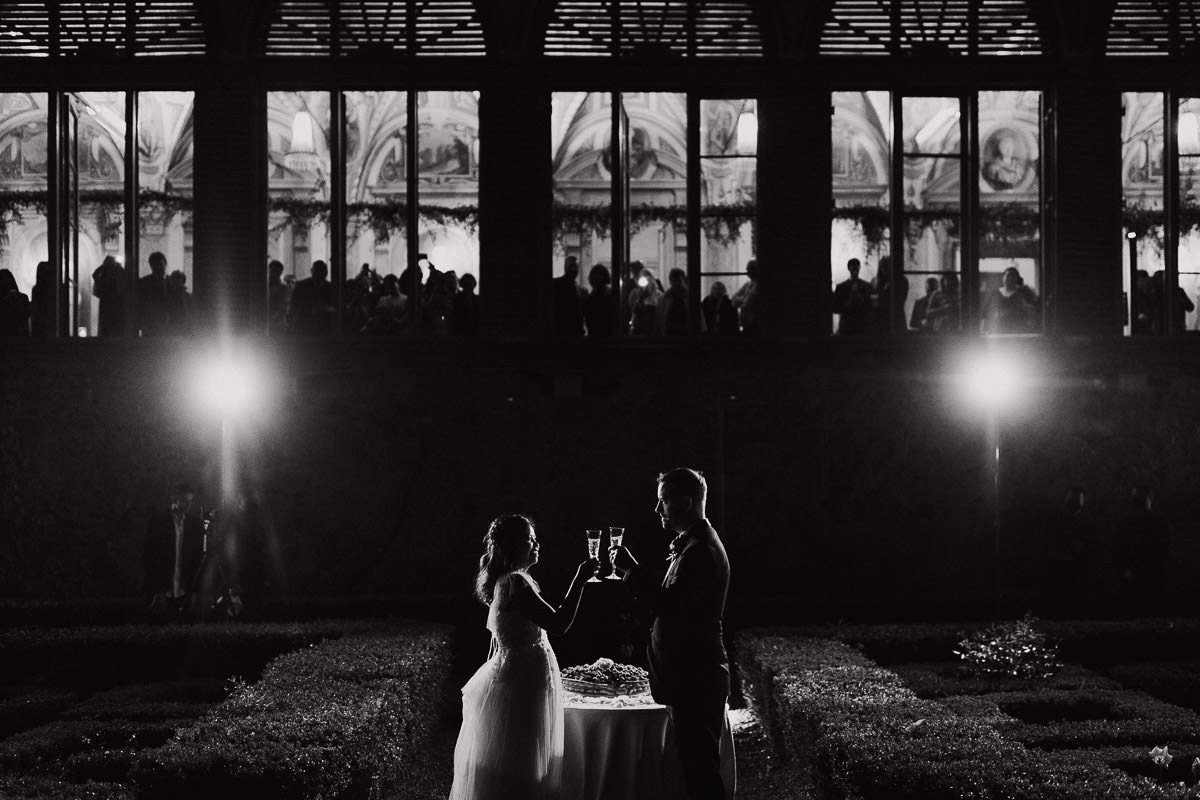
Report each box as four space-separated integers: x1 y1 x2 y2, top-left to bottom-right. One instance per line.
449 571 564 800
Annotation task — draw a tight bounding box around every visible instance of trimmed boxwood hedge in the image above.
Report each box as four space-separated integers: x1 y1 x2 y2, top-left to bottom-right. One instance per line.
891 662 1122 699
736 630 1184 799
1110 661 1200 714
129 623 454 800
781 618 1200 670
0 775 132 799
0 619 406 688
0 688 79 740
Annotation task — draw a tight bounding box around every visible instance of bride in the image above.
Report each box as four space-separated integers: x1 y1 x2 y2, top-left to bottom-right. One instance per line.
449 514 598 800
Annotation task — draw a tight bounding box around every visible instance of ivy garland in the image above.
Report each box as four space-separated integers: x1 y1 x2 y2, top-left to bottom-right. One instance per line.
266 197 482 242
833 202 1045 255
0 189 194 238
551 200 757 247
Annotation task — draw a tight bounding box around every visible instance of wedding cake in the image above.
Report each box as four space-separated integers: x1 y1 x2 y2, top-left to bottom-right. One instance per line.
562 657 649 697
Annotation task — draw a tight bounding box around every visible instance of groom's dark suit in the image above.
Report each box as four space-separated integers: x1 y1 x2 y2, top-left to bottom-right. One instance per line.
624 518 730 800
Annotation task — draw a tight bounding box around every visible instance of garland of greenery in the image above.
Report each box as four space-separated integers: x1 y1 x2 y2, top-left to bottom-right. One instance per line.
551 200 756 247
0 190 194 239
833 202 1045 255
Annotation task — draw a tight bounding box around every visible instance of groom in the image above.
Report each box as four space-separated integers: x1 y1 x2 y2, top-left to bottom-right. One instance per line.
610 467 730 800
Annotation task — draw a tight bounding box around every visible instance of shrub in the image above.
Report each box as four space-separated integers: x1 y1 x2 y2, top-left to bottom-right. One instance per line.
737 629 1181 799
954 615 1062 680
129 623 454 800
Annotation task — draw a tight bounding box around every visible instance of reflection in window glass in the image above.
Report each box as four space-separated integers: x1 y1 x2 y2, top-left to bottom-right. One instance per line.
830 91 891 334
266 90 331 334
138 91 194 335
700 98 756 334
978 90 1042 336
551 91 688 335
417 90 479 335
75 91 126 338
0 93 49 334
1178 97 1200 332
345 90 409 334
551 91 611 325
1121 92 1164 335
902 96 961 335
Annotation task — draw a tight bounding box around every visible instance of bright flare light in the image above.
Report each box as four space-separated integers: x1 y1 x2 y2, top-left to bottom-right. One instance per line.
190 341 272 421
958 349 1030 413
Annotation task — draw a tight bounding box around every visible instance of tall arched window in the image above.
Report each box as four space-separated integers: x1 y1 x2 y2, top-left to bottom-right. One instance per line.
546 1 762 336
0 3 201 338
1112 2 1200 335
264 2 485 336
825 0 1047 337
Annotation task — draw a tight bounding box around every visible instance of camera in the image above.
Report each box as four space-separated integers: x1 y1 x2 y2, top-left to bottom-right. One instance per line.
201 507 218 532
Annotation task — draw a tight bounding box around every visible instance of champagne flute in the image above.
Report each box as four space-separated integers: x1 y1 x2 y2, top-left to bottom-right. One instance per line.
606 527 625 580
585 530 603 582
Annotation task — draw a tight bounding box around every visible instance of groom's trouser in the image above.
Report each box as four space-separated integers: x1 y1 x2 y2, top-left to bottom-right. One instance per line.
671 696 726 800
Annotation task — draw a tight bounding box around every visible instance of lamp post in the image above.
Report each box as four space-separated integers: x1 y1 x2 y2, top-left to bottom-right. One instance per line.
959 347 1028 614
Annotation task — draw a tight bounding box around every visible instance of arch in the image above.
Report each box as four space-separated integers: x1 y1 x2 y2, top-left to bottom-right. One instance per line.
819 0 1043 57
264 1 487 58
542 0 764 58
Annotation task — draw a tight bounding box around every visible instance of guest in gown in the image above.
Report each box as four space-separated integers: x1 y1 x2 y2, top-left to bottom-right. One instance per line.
610 468 732 800
449 515 598 800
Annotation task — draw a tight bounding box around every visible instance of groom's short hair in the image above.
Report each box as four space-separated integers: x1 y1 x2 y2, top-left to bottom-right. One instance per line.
658 468 706 505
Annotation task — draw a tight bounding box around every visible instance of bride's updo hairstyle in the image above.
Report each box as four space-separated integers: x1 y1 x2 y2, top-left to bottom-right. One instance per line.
475 514 534 605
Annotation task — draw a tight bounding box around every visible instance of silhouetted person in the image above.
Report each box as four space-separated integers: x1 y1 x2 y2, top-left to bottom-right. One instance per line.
30 261 55 337
659 267 688 335
289 260 335 335
833 258 871 334
730 258 760 334
451 273 480 335
166 270 193 334
143 482 205 622
926 272 961 333
910 277 939 331
0 268 30 336
137 251 171 336
701 281 738 334
870 255 907 334
982 266 1038 334
1147 270 1195 333
1132 269 1152 334
91 255 126 337
628 267 662 335
1113 485 1171 617
1045 486 1099 618
553 255 584 336
203 490 267 620
610 468 731 800
583 264 615 337
267 259 290 335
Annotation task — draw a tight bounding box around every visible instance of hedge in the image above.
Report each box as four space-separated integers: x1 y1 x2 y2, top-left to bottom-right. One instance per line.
0 775 132 800
1110 661 1200 714
0 619 404 688
129 623 454 800
736 629 1183 799
778 618 1200 669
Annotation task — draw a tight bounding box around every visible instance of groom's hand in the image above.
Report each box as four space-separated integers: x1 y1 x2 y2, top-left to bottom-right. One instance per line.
609 546 637 575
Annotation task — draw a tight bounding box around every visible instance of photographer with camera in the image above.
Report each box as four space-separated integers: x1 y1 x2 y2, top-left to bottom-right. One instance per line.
143 482 206 622
195 488 267 620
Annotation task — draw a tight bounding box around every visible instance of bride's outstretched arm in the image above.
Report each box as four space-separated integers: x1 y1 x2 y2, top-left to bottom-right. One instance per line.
512 559 598 636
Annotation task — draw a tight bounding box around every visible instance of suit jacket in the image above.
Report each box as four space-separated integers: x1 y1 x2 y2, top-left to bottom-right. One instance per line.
624 519 730 705
143 510 206 596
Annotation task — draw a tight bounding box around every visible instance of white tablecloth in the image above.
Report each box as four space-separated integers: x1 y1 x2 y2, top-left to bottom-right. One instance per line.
562 692 735 800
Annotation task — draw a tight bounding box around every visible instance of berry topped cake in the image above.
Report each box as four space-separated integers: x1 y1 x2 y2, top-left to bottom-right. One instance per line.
562 657 650 697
